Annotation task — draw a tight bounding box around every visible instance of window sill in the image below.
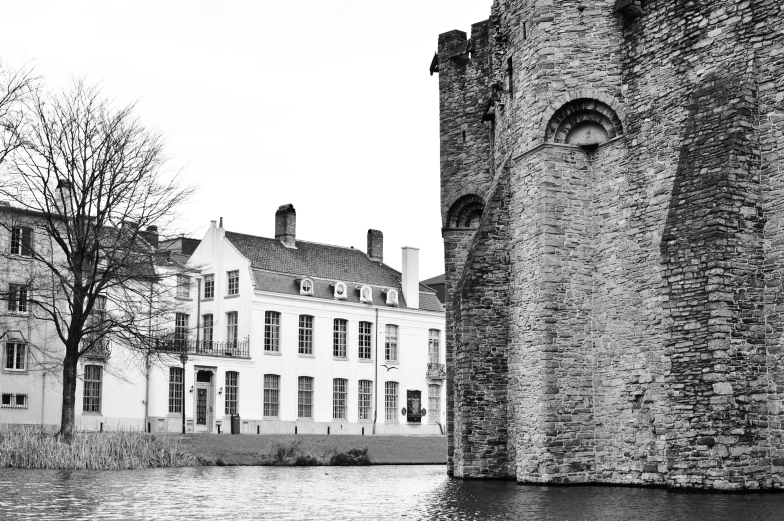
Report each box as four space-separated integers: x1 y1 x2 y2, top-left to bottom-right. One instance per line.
263 416 279 420
0 406 29 410
298 354 315 358
2 368 29 374
384 360 399 365
175 297 193 302
4 312 29 317
224 294 240 299
264 350 282 356
8 254 33 261
81 412 103 416
167 412 183 417
333 356 348 361
202 297 214 302
358 358 374 363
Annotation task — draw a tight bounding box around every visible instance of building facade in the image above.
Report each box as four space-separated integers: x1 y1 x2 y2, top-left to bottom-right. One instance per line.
1 202 446 436
437 1 784 489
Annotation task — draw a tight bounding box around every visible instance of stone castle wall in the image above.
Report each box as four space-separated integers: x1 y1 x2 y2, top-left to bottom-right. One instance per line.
438 0 784 490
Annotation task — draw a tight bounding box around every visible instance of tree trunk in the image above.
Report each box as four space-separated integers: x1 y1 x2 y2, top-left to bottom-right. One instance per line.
59 352 78 444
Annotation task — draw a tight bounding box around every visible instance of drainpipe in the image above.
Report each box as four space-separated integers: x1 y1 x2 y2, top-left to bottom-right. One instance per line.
373 307 379 435
145 280 153 426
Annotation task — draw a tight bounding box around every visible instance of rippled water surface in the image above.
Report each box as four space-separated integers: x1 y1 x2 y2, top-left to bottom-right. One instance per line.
1 465 783 520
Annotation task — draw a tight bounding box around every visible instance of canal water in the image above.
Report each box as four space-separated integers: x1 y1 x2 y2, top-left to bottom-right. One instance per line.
1 465 782 520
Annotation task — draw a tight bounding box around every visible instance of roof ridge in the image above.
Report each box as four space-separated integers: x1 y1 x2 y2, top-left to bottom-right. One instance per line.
225 230 364 253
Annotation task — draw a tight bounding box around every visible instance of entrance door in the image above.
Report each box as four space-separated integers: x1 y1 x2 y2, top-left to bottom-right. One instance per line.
407 390 422 423
194 370 214 432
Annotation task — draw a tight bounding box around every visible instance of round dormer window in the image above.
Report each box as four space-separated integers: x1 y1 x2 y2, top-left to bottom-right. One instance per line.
386 289 399 307
334 282 347 300
362 287 371 299
300 278 314 296
359 285 373 303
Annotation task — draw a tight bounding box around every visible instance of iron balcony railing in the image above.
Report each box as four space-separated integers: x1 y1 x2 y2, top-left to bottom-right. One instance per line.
426 362 446 380
156 336 251 359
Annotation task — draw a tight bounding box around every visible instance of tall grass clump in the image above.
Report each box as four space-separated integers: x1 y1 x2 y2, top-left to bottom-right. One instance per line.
264 441 370 466
0 428 199 469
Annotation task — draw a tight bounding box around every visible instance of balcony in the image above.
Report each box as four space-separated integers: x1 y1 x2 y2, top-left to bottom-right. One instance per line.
83 339 111 359
426 363 446 380
156 337 251 359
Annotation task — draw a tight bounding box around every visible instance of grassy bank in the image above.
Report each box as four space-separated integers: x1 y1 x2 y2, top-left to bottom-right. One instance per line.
177 434 447 466
0 428 198 469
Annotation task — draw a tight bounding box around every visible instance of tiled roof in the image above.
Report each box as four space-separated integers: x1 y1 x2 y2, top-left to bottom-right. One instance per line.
251 270 444 312
225 231 432 292
421 274 445 286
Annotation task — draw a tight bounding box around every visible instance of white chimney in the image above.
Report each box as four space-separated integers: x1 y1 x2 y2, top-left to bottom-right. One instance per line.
401 247 419 310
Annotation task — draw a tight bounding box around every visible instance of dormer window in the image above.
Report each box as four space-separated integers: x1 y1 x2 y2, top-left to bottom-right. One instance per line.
300 278 314 296
334 282 347 300
359 285 373 304
385 289 399 307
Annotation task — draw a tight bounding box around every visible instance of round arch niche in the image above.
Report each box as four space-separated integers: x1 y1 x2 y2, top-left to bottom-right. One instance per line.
544 98 623 145
446 194 484 229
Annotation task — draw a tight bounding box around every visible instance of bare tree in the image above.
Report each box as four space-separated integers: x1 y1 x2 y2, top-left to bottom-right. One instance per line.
0 80 194 442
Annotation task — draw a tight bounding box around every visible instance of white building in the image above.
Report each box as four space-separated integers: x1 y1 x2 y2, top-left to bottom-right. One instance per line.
2 202 446 436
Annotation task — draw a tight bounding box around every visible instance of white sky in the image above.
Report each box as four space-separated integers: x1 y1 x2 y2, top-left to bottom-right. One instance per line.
1 0 492 280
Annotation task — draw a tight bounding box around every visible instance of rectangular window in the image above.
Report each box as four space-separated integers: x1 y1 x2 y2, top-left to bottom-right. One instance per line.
358 379 372 420
203 274 214 299
385 325 398 362
174 313 189 344
264 311 280 352
333 319 347 358
298 376 313 418
83 365 102 413
263 374 280 417
385 381 398 421
428 329 441 365
7 284 28 313
298 315 313 355
5 342 26 371
227 270 239 295
358 321 372 360
332 378 347 419
176 275 190 298
506 56 514 96
169 367 183 413
1 393 28 409
10 226 32 257
202 314 213 347
225 371 239 415
227 311 238 344
428 384 441 424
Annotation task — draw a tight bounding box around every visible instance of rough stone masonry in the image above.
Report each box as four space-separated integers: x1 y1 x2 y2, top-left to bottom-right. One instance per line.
436 0 784 490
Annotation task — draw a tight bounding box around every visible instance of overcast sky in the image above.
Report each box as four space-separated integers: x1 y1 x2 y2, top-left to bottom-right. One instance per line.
1 0 492 280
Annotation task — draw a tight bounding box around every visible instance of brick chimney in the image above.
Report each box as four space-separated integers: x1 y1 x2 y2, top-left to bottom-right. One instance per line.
275 204 296 248
144 225 159 248
401 247 419 309
367 229 383 262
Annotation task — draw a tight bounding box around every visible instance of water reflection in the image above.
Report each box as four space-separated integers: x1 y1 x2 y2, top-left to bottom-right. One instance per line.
0 466 782 520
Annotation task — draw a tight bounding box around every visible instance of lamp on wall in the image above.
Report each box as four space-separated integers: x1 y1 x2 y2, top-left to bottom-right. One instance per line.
189 385 194 394
218 387 223 395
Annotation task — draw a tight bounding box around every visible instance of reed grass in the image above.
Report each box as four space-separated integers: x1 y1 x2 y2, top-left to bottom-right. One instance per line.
263 440 370 466
0 427 200 469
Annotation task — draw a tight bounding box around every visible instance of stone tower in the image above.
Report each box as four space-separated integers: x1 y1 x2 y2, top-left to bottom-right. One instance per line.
436 0 784 489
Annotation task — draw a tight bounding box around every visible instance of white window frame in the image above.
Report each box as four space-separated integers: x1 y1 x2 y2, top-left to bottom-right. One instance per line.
385 381 398 421
358 380 373 420
227 270 239 296
225 371 239 415
298 315 314 355
203 274 214 299
386 289 399 307
174 313 189 343
385 324 398 362
169 367 183 414
333 318 347 358
4 342 27 372
1 393 28 409
298 376 313 419
82 364 103 414
10 226 32 257
176 275 190 298
428 329 441 365
227 311 238 344
333 378 347 419
202 314 214 346
300 278 314 296
358 321 372 360
264 311 280 352
263 374 280 417
428 384 441 424
7 284 28 314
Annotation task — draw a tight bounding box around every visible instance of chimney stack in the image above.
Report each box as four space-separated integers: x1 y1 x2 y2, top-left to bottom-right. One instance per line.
401 247 420 309
367 229 383 262
275 204 296 248
144 225 159 248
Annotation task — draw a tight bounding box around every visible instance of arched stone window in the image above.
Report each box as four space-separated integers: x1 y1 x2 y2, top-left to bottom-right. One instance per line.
446 194 484 229
544 98 623 145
